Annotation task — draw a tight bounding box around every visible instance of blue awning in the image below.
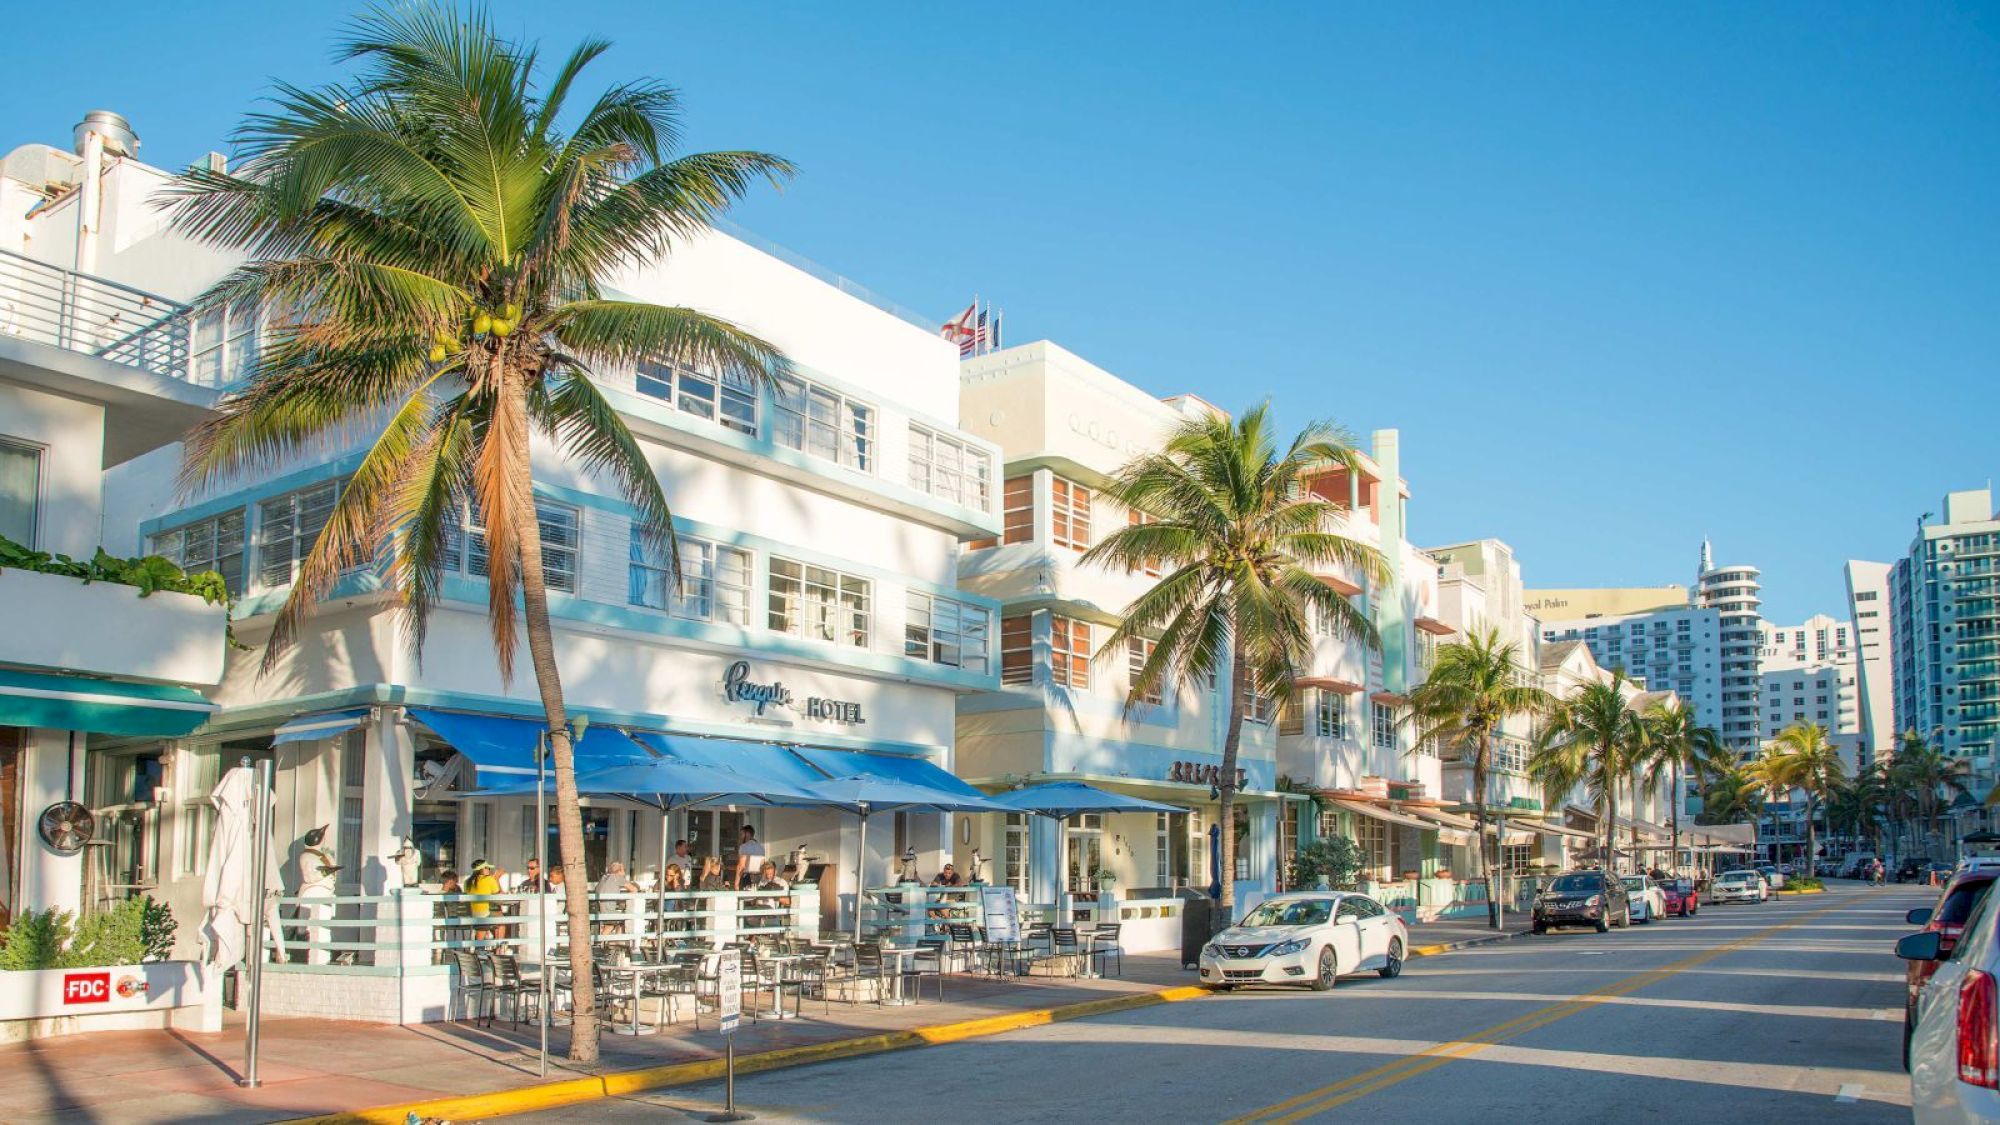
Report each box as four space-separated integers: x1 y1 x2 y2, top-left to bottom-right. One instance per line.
628 731 828 790
407 709 653 777
272 709 370 745
0 668 215 737
790 747 983 798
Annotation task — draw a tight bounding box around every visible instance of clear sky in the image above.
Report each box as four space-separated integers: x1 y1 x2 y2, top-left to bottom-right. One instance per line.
6 3 1997 622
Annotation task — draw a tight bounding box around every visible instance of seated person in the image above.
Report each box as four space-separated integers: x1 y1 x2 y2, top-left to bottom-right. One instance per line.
930 864 964 887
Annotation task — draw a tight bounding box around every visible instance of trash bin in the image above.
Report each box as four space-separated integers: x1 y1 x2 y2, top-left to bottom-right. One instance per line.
1179 892 1229 970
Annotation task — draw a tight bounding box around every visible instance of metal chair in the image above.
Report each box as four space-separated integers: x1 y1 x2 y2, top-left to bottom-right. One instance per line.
447 949 488 1023
910 938 949 1001
1051 927 1083 977
491 952 542 1026
945 923 986 972
853 942 892 1005
1088 923 1125 977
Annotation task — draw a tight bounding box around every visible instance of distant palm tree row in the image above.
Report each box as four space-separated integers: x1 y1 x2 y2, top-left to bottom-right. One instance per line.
1757 729 1977 863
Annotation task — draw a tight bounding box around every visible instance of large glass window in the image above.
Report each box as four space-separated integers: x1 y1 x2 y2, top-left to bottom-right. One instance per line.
1316 691 1348 739
1051 477 1091 551
179 747 222 878
1001 614 1034 685
768 557 871 646
443 499 580 594
256 480 340 589
634 357 757 436
908 424 992 509
1050 615 1091 689
190 299 262 387
0 440 40 547
1128 636 1162 705
629 526 752 625
1004 812 1031 897
151 510 248 596
1002 476 1034 544
772 374 873 470
905 591 991 673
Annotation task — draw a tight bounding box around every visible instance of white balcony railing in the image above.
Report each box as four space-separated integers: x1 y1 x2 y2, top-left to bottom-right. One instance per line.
0 248 196 383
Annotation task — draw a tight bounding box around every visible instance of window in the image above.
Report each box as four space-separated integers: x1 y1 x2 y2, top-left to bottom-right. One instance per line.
634 357 758 435
443 499 580 594
1051 616 1092 689
336 730 365 890
190 299 261 386
179 747 222 877
1051 477 1091 551
255 481 340 589
1244 673 1276 724
1353 815 1389 875
908 424 992 509
773 374 873 470
151 509 247 596
1001 614 1034 685
0 440 40 547
629 527 752 625
1372 702 1396 749
768 558 871 646
1315 691 1348 739
1128 636 1162 705
1155 812 1172 889
1128 508 1162 577
1004 813 1031 896
906 591 991 673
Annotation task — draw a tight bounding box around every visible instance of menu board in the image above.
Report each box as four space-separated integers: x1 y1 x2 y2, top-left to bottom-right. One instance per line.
981 885 1020 942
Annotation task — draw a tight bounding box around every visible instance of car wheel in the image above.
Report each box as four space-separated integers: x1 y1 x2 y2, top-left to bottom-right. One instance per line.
1379 939 1404 979
1532 921 1547 935
1312 947 1338 991
1595 916 1610 934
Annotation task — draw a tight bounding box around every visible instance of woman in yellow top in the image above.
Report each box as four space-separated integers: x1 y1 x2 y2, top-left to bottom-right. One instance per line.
467 860 501 941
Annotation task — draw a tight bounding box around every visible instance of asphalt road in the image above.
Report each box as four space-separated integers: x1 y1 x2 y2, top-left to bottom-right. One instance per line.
505 882 1921 1123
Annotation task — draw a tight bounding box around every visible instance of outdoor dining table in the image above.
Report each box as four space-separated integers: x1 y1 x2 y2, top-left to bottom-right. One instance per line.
598 961 669 1035
757 952 805 1020
879 946 921 1006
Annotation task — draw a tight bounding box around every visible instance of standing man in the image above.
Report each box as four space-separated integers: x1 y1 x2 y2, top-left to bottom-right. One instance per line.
734 825 766 889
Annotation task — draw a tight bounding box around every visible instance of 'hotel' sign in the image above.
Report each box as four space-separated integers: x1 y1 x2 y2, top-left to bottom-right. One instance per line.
722 661 866 725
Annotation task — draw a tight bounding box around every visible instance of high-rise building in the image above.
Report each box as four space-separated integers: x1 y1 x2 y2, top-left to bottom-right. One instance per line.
1889 489 2000 778
1695 540 1765 750
1538 605 1725 737
1844 559 1896 766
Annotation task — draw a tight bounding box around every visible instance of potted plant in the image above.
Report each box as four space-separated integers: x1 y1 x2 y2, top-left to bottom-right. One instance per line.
0 898 214 1040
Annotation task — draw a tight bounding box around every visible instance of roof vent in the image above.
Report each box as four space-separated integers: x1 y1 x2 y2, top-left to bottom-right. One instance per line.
72 110 139 158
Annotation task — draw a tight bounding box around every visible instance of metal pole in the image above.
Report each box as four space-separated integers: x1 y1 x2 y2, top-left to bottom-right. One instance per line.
240 758 273 1088
705 1034 753 1122
1494 814 1506 931
852 810 868 941
536 735 549 1079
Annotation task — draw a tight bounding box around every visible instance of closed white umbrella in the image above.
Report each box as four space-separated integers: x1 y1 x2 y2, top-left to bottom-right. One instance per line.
200 765 285 967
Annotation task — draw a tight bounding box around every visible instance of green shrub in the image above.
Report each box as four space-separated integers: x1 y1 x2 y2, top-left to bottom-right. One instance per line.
1784 876 1825 892
0 899 166 970
1291 836 1367 890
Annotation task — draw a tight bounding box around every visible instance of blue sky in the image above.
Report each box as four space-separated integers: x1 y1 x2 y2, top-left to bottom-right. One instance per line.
7 3 1997 622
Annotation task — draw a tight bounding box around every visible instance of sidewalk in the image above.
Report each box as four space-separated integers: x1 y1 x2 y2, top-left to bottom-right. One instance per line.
0 918 1526 1124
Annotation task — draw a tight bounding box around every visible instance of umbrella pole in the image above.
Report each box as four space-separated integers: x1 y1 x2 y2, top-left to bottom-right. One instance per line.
853 810 868 942
657 806 670 955
240 757 273 1088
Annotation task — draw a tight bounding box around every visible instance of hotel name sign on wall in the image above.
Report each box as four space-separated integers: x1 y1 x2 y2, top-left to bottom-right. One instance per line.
722 661 866 725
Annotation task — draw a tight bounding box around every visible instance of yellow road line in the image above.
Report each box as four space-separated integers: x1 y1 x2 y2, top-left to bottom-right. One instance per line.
1226 893 1868 1124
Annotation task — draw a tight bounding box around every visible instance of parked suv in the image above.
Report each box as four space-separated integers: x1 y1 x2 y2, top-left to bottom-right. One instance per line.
1532 871 1632 934
1900 857 1936 883
1904 869 1999 1068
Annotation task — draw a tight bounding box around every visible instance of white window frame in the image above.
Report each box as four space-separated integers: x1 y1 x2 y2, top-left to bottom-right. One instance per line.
629 526 752 626
1004 812 1031 897
634 357 758 436
151 508 248 596
443 497 581 595
255 480 341 591
772 373 874 471
906 590 991 673
0 438 43 549
908 423 992 510
768 556 872 647
1315 691 1347 739
1128 636 1163 706
178 746 223 879
1372 701 1396 749
190 298 262 387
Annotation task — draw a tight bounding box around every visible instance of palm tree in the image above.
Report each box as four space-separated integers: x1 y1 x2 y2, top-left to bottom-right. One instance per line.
1405 628 1553 928
1697 760 1766 829
1637 701 1726 872
1085 404 1386 919
1759 723 1847 872
166 6 792 1062
1892 731 1974 855
1530 673 1646 869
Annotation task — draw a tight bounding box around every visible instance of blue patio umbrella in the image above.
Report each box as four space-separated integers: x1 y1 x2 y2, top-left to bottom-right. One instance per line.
806 776 1012 939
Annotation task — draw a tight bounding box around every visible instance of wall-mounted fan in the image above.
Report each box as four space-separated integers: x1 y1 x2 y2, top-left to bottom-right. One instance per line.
38 801 96 856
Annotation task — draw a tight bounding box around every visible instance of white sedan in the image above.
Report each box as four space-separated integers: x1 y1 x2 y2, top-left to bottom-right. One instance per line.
1622 875 1668 923
1199 892 1409 991
1713 870 1768 903
1903 888 2000 1122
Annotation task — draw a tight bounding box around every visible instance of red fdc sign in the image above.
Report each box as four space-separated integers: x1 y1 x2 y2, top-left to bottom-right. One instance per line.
62 972 110 1004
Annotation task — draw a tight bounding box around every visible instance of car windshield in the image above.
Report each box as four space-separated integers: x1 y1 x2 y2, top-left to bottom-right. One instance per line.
1548 874 1602 893
1238 898 1334 928
1719 872 1753 883
1621 876 1646 890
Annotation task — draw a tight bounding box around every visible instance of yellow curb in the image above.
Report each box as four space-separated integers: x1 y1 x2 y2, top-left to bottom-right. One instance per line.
1777 886 1826 895
282 985 1213 1125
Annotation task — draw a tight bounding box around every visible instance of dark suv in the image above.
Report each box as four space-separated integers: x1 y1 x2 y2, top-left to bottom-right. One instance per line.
1532 871 1633 934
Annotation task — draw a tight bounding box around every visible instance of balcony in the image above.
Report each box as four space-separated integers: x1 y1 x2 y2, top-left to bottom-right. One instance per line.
0 567 226 686
0 249 217 462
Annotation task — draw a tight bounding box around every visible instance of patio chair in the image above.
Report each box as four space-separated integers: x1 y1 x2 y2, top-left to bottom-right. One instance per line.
796 951 847 1014
447 949 488 1023
1050 927 1083 977
910 937 949 1001
853 942 892 1006
946 923 987 972
490 944 540 1024
1088 923 1125 977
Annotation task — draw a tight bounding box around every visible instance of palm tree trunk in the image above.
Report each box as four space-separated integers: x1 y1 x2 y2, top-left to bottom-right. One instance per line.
505 381 601 1063
1670 759 1682 876
1603 755 1619 873
1216 635 1247 923
1805 791 1818 878
1474 728 1496 930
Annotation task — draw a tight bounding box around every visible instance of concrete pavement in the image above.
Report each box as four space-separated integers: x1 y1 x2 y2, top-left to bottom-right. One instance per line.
526 881 1918 1123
